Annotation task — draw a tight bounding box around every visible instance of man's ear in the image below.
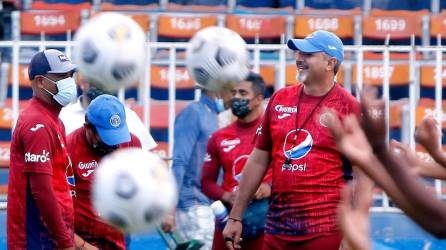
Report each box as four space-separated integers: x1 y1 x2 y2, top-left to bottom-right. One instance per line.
327 57 337 72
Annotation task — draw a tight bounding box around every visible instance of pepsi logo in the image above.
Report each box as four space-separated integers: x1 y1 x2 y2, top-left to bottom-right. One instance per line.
282 129 313 160
232 155 249 182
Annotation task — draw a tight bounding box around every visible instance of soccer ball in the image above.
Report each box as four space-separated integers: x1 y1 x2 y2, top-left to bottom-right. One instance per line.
186 26 249 92
92 148 177 233
73 12 146 93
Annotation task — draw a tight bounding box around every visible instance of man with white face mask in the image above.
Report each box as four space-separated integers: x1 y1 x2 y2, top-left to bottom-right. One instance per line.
7 49 96 250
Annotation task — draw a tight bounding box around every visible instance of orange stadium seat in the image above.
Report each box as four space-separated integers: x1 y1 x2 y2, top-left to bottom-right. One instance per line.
351 63 409 86
0 141 10 168
226 14 287 43
128 14 151 34
351 63 409 100
150 65 195 100
131 99 190 130
259 65 275 87
294 13 355 41
157 14 217 41
415 98 446 129
430 15 446 37
7 64 31 88
151 65 195 90
420 65 446 88
362 9 427 45
419 65 446 99
19 10 82 36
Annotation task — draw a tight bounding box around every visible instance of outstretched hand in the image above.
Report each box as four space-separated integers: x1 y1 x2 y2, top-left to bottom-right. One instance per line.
360 87 387 150
415 117 442 155
325 109 373 167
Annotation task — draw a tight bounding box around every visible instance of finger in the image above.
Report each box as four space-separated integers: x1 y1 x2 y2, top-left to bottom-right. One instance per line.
233 230 242 249
324 108 344 140
342 114 361 133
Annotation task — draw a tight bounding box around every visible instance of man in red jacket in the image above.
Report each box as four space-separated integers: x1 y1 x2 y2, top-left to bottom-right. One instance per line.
202 72 271 250
67 94 142 249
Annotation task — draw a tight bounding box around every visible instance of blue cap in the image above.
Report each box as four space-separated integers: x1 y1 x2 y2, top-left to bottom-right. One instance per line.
287 30 344 63
86 94 130 146
28 49 77 80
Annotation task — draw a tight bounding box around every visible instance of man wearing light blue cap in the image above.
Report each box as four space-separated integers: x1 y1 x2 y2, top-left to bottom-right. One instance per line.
66 94 142 249
223 30 361 250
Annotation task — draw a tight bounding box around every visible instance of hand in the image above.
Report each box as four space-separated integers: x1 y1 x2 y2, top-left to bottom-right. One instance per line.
222 219 243 250
360 87 387 150
389 140 421 176
161 214 176 233
415 117 442 155
337 183 372 250
81 242 98 250
222 191 238 206
254 183 271 200
325 109 373 167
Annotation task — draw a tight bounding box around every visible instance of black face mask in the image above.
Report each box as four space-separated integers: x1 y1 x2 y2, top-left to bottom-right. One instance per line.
231 98 251 119
91 141 118 156
87 86 109 102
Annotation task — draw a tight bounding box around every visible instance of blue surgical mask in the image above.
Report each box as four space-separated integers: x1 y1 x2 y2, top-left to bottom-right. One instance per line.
215 98 225 113
42 76 78 107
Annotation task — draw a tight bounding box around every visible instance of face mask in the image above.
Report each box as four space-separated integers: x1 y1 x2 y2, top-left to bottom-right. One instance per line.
215 98 225 113
231 97 251 119
87 86 108 102
42 76 77 107
91 141 118 156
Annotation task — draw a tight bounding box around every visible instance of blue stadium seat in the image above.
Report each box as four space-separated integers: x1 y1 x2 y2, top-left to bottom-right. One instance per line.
169 0 227 5
304 0 362 10
102 0 158 5
371 0 431 11
236 0 276 8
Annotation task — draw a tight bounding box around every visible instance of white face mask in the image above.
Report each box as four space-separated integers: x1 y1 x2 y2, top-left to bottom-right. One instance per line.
42 76 77 107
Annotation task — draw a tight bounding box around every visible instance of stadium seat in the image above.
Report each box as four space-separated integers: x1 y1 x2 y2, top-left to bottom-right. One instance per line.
130 99 190 142
30 1 91 11
5 63 33 100
14 9 83 62
419 65 446 99
351 63 409 100
415 98 446 130
362 9 428 45
294 10 356 44
166 1 227 12
0 141 10 168
226 14 286 44
303 0 362 10
430 14 446 45
100 0 158 11
128 14 151 35
259 65 275 88
18 10 82 37
157 13 218 42
370 0 431 11
150 65 195 100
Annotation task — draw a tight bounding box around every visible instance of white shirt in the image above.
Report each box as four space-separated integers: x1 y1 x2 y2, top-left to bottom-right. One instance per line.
60 97 157 151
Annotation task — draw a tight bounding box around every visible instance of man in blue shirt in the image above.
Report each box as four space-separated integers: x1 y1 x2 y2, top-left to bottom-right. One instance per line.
171 87 230 249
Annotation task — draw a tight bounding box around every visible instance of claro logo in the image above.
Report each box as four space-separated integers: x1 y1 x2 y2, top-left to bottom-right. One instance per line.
25 150 50 163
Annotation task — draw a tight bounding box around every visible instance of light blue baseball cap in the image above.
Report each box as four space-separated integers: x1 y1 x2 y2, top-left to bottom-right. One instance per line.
86 94 130 146
287 30 344 63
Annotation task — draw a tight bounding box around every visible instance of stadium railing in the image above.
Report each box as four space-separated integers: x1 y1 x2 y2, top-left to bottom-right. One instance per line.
0 40 446 211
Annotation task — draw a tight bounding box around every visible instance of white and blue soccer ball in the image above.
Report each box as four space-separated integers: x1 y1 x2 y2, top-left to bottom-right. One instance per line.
92 148 177 233
73 12 146 93
186 26 249 92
